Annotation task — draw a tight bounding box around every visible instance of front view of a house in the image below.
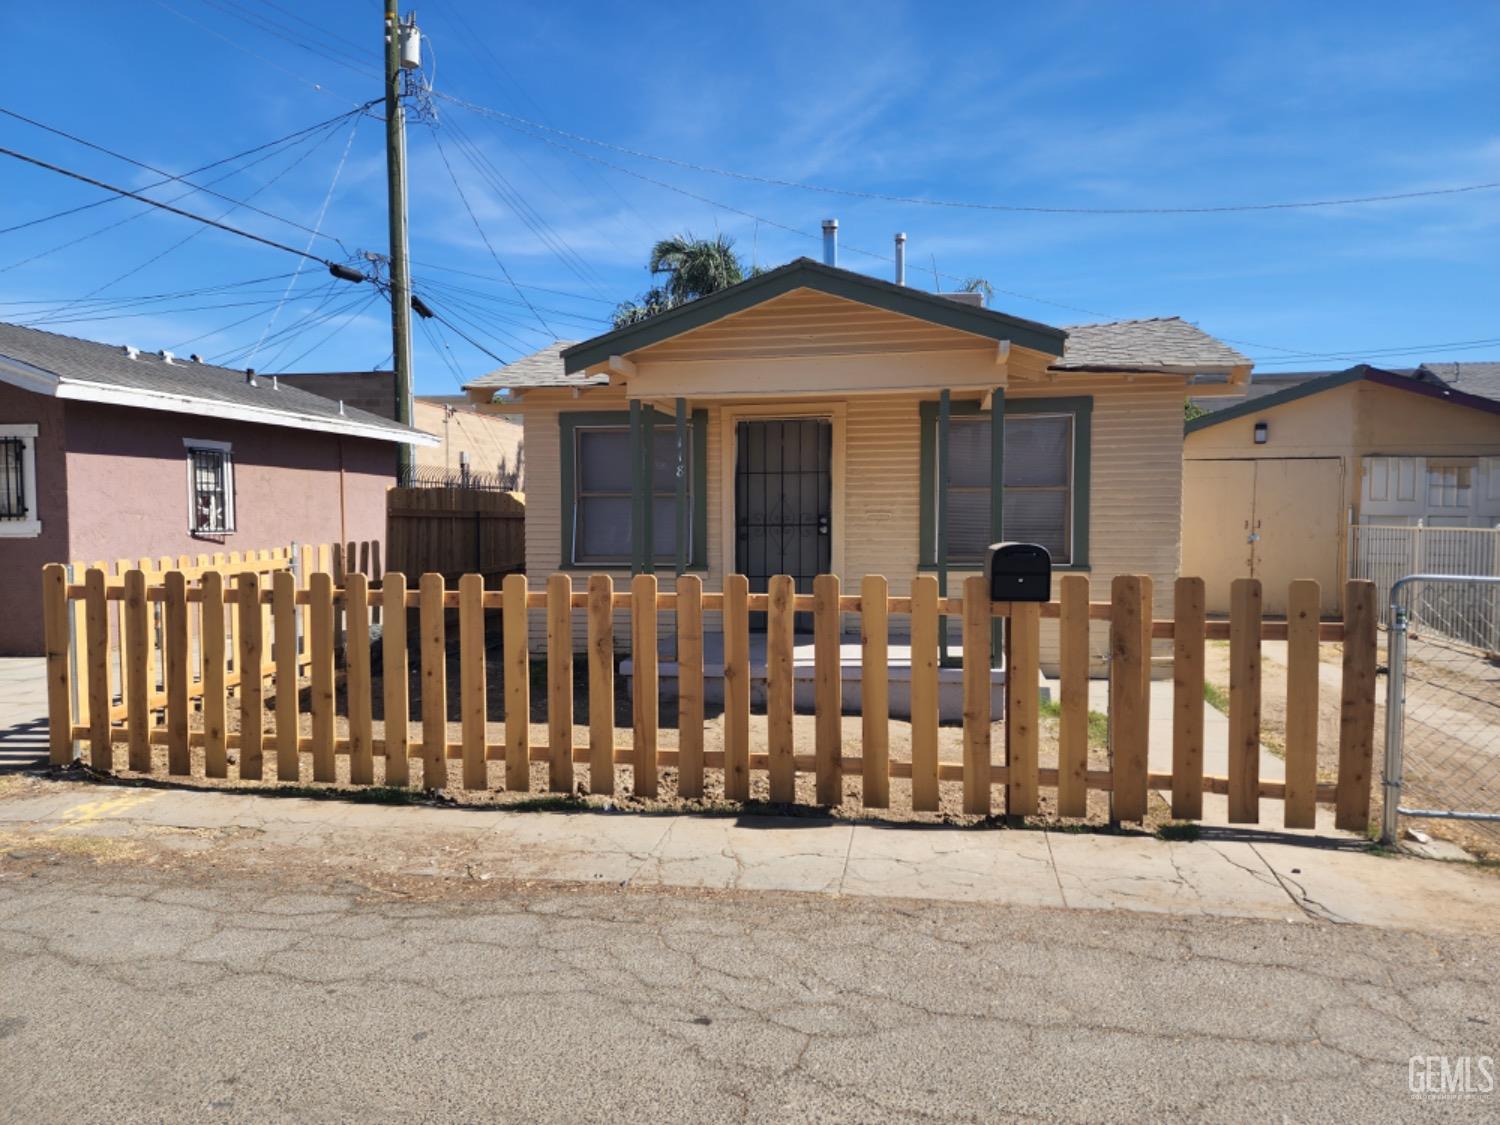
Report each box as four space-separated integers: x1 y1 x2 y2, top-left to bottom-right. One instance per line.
466 256 1250 677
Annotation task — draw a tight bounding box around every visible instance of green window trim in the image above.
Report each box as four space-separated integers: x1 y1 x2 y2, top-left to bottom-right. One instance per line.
559 409 708 570
919 396 1092 570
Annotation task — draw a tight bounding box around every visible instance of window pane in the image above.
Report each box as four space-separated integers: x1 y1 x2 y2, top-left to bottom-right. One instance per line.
1004 490 1068 559
578 429 629 492
652 427 688 492
652 497 682 560
0 438 25 518
577 496 632 560
1005 416 1069 487
946 418 991 488
945 491 992 561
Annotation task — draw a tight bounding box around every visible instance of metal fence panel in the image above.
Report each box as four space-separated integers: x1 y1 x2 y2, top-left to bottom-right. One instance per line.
1351 524 1500 653
1382 574 1500 856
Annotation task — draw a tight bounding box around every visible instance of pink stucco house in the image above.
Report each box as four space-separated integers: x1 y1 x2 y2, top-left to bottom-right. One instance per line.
0 321 435 654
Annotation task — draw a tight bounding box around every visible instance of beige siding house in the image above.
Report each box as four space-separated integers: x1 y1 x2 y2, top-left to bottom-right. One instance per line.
1184 364 1500 616
466 257 1250 680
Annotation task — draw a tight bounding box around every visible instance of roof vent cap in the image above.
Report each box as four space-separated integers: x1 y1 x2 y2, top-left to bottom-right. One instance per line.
122 345 139 360
189 353 202 364
338 399 347 416
159 349 175 364
245 368 257 387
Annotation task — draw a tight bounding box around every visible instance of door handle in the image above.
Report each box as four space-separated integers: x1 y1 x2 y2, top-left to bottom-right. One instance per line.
817 515 830 535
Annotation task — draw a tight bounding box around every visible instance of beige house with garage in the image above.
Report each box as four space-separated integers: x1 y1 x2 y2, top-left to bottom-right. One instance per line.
1184 363 1500 617
465 256 1250 687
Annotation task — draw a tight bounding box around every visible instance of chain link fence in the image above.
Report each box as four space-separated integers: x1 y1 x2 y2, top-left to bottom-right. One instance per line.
1382 575 1500 857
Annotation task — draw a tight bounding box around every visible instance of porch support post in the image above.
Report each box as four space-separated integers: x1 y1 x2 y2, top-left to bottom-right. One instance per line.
990 386 1006 665
937 388 951 664
674 397 688 577
641 403 656 574
629 399 644 575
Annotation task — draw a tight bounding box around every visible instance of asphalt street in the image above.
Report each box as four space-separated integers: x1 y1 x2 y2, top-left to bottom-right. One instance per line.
2 852 1496 1122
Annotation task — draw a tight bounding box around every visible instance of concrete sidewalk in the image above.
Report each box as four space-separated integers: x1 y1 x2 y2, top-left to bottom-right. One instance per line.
0 657 47 772
2 779 1496 935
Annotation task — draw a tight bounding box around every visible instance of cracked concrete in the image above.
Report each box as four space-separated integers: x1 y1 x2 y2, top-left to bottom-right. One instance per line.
1 844 1497 1120
1 777 1498 936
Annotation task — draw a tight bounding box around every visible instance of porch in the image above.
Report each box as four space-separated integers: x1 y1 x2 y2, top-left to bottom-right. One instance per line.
621 629 1029 721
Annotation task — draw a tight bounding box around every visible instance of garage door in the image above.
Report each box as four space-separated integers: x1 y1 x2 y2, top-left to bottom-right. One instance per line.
1183 458 1343 616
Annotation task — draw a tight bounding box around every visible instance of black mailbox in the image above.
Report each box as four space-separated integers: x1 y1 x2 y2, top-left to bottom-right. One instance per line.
985 542 1051 602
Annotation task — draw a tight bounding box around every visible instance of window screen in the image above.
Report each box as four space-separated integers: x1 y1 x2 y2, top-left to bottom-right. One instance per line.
940 414 1072 563
574 426 689 564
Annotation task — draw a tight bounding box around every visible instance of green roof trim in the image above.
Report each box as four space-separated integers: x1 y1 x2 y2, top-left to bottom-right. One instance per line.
561 257 1068 373
1185 363 1500 435
1184 368 1367 434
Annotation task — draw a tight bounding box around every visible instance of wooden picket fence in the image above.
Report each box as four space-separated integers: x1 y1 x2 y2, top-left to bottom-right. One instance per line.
57 541 379 730
40 566 1380 832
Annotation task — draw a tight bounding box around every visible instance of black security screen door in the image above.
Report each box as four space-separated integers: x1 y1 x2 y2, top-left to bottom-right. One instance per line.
735 419 832 630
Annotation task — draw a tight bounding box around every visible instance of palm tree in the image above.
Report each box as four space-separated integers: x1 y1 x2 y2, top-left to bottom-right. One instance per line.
613 233 748 327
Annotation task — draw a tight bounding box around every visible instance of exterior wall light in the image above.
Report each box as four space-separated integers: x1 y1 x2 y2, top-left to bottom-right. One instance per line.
1253 421 1269 445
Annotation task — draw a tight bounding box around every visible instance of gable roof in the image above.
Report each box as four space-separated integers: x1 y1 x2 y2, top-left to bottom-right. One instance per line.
1185 363 1500 434
1054 317 1251 373
0 321 436 445
559 257 1070 373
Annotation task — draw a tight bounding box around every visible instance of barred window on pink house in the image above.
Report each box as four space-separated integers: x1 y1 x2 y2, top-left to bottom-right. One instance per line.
187 445 236 535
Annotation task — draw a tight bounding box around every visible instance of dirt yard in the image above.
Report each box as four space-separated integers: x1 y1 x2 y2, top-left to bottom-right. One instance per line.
98 623 1173 832
1201 632 1500 860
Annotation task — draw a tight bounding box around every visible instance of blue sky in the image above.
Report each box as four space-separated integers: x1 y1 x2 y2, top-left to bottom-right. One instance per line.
4 1 1498 394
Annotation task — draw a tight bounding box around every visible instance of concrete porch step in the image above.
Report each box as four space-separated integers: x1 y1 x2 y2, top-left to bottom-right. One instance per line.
623 634 1047 721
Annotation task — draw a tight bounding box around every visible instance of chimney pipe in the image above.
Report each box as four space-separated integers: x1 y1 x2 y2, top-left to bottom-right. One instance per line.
894 232 907 285
821 218 839 267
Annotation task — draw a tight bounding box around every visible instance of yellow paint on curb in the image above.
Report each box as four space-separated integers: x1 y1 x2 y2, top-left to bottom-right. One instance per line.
47 791 157 834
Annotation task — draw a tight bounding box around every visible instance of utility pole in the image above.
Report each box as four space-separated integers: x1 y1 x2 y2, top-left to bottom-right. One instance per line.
383 1 416 478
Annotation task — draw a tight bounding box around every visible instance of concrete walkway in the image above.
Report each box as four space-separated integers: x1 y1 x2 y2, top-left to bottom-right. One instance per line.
0 658 47 772
2 780 1496 935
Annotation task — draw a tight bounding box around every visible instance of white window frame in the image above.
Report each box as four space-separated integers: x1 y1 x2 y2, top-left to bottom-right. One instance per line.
0 423 41 538
184 438 236 536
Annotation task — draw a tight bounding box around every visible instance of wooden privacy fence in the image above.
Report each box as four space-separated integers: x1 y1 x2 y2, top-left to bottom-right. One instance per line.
41 566 1380 833
386 487 524 584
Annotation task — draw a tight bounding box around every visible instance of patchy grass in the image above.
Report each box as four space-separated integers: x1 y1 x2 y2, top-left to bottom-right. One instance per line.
1155 821 1201 842
1203 681 1230 715
1039 699 1110 748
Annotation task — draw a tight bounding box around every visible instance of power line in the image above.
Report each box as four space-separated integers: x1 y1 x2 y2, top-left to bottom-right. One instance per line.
0 104 367 238
0 145 356 268
427 126 556 336
0 104 374 247
438 90 1500 216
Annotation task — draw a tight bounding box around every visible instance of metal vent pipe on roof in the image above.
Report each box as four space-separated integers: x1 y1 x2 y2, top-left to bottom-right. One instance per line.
895 232 907 285
822 218 838 266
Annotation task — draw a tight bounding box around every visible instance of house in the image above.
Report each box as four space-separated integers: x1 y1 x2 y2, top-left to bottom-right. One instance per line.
0 321 435 655
277 371 523 487
463 254 1250 695
1184 363 1500 615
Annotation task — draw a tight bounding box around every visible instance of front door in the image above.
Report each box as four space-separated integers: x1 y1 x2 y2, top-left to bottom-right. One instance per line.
735 419 832 630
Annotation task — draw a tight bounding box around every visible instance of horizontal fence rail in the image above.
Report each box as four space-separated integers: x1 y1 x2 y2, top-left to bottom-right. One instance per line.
41 566 1380 834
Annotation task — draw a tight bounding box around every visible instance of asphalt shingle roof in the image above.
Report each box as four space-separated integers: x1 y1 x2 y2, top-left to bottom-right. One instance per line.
465 340 600 392
1053 317 1251 372
1416 361 1500 404
0 321 431 443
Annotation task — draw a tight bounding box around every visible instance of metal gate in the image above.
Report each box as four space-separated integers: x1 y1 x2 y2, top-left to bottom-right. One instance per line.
1381 574 1500 854
734 419 832 630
